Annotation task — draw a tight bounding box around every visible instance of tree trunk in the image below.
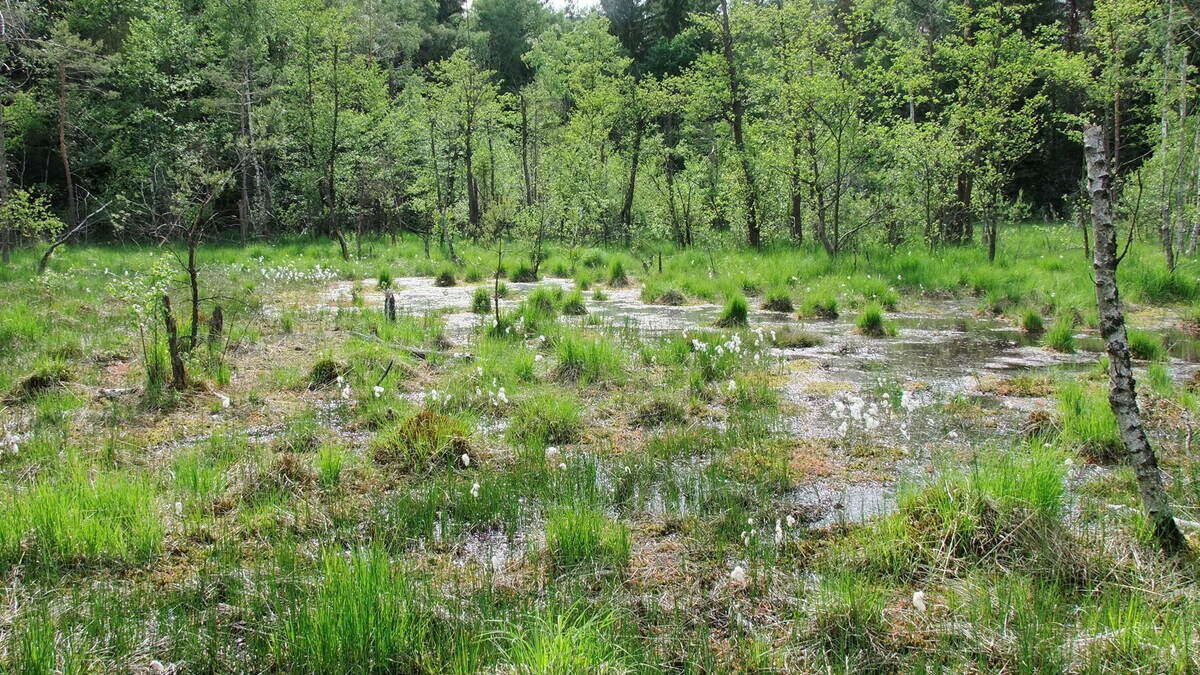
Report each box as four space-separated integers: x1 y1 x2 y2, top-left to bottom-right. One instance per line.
188 238 200 347
1083 123 1189 556
718 0 760 249
619 119 643 248
520 94 533 207
790 130 803 244
327 43 347 260
161 294 187 391
57 61 77 229
0 97 9 264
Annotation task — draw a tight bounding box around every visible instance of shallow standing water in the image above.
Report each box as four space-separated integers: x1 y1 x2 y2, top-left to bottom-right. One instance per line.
314 276 1200 527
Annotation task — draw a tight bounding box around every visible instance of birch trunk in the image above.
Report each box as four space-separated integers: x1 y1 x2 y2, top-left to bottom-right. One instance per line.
1083 123 1189 555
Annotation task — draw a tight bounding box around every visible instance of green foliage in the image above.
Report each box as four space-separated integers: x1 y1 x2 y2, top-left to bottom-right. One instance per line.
0 189 63 243
1128 330 1166 361
272 548 437 672
1020 307 1044 333
471 287 493 314
370 410 471 472
798 294 839 319
0 466 163 569
554 333 624 385
761 287 793 312
434 266 457 287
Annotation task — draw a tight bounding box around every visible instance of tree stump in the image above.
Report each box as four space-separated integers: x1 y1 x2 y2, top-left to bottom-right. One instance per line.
384 290 396 322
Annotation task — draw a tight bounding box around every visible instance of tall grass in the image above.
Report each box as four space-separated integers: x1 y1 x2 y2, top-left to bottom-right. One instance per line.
1056 381 1122 461
554 333 625 385
543 505 631 573
272 548 439 672
0 467 164 569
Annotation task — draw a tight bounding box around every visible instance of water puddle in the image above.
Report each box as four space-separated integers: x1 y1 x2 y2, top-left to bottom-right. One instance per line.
312 277 1200 529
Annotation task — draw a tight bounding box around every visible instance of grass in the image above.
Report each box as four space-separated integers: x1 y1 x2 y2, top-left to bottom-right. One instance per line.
1020 306 1044 333
1056 381 1122 461
1044 314 1076 353
0 228 1196 672
1128 329 1166 361
0 465 164 569
715 294 749 327
508 391 583 446
434 265 456 287
761 287 794 312
554 333 625 385
798 293 838 319
272 548 439 672
543 505 631 573
854 303 895 337
471 286 492 314
370 410 472 472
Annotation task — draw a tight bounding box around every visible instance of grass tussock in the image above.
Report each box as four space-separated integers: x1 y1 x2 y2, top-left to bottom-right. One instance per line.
1056 381 1122 462
371 410 472 471
854 304 896 337
715 295 749 328
543 505 631 573
554 333 625 385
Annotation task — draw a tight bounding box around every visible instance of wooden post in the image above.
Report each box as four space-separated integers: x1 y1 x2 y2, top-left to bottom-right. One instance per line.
1083 123 1189 555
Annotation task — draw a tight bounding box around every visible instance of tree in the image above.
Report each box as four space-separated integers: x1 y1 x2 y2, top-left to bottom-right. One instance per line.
428 49 502 239
1083 122 1189 556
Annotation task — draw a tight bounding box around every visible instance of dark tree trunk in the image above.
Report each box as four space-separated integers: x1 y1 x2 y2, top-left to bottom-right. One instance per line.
619 119 644 247
718 0 760 249
1083 123 1189 556
188 238 200 347
0 98 9 264
57 61 77 229
790 130 803 244
161 294 187 391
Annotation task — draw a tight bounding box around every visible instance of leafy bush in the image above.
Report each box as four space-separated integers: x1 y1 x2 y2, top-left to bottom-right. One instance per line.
377 269 393 289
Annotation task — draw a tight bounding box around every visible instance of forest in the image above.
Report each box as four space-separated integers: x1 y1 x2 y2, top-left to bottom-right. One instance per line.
2 0 1200 672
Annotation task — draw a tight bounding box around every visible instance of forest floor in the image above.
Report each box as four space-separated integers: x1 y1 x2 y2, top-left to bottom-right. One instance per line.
2 226 1200 672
